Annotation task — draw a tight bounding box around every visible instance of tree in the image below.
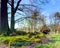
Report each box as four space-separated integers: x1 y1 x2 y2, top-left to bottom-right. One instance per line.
10 0 22 32
54 12 60 33
31 9 39 32
8 0 49 32
54 12 60 24
0 0 9 34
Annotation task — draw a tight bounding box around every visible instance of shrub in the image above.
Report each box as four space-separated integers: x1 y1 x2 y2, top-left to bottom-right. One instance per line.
16 30 27 35
35 33 45 38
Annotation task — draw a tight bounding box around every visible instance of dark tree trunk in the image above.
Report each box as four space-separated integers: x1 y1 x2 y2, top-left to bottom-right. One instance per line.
0 0 9 34
11 0 15 32
11 0 22 32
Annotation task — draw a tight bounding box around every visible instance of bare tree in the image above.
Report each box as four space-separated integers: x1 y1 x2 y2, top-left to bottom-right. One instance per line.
54 12 60 33
8 0 22 32
8 0 49 32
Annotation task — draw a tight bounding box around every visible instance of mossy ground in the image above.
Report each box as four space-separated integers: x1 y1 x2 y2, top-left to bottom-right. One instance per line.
0 34 60 48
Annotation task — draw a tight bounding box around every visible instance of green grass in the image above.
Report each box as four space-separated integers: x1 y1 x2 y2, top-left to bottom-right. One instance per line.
35 34 60 48
0 34 60 48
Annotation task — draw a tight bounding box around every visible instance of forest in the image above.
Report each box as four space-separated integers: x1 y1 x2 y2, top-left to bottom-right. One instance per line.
0 0 60 48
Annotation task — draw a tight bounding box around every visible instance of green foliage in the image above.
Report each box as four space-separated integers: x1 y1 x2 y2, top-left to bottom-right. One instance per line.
11 42 24 46
0 34 4 37
35 33 45 38
21 46 26 48
0 34 60 48
35 42 52 48
0 35 42 46
11 42 33 46
0 32 46 46
35 34 60 48
35 45 45 48
0 36 34 46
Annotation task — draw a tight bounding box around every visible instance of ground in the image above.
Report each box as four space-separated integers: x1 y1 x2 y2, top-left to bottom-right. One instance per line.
0 34 60 48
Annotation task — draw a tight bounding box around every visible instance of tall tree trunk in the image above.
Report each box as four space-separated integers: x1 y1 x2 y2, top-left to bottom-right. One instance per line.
11 0 15 32
11 0 22 32
0 0 9 34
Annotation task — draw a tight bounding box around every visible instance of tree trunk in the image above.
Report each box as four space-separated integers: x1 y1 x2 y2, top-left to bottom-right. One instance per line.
10 0 22 32
11 0 15 32
0 0 9 34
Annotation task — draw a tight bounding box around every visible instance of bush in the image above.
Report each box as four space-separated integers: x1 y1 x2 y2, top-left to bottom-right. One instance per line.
35 33 45 39
28 32 40 35
16 30 28 35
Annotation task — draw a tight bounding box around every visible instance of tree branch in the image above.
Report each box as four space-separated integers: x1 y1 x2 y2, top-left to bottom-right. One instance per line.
8 2 12 6
14 0 22 13
19 4 38 8
15 16 43 23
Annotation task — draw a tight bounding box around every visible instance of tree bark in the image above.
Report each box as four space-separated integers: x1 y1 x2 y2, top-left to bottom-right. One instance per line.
11 0 22 32
11 0 15 32
0 0 9 34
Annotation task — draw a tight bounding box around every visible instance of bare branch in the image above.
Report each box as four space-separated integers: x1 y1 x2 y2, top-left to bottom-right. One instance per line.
8 0 12 6
19 4 38 8
18 8 23 11
8 2 12 6
15 17 30 23
17 12 25 16
18 7 34 12
14 0 22 13
15 16 43 23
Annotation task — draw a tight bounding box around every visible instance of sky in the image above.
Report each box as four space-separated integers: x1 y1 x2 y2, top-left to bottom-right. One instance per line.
18 0 60 18
43 0 60 15
8 0 60 29
41 0 60 25
20 0 60 14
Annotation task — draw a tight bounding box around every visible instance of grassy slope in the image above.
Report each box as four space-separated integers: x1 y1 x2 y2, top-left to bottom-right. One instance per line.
35 34 60 48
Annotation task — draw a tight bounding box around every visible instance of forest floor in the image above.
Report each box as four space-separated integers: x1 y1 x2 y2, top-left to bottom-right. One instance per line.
0 34 60 48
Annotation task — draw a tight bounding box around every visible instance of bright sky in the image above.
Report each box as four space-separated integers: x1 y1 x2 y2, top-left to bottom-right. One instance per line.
21 0 60 14
43 0 60 15
8 0 60 29
41 0 60 25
